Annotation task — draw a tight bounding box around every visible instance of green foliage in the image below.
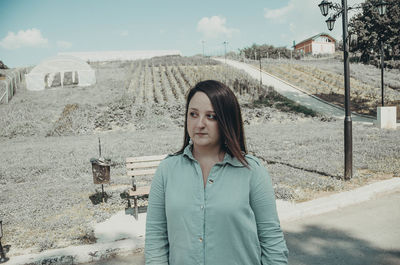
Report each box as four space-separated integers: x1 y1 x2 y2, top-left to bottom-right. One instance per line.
239 43 298 60
349 0 400 66
254 90 318 117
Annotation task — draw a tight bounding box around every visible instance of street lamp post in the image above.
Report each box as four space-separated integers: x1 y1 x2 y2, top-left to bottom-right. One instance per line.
318 0 353 180
380 40 385 106
318 0 388 180
377 1 388 106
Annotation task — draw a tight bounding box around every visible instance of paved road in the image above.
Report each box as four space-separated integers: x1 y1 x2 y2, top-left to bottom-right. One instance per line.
214 58 374 123
282 190 400 265
82 190 400 265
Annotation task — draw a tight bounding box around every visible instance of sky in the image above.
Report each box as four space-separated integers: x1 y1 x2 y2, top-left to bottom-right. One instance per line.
0 0 365 68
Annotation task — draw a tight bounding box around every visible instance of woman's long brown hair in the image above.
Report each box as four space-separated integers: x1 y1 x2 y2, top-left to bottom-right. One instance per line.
176 80 248 167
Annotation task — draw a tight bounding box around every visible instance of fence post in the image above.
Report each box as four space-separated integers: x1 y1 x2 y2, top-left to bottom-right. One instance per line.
6 81 9 104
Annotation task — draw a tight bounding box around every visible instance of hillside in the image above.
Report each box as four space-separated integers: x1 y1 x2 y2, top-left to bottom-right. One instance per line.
249 58 400 119
0 56 399 254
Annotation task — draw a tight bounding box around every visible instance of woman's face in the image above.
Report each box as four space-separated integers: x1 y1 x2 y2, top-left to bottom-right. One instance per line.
187 92 221 150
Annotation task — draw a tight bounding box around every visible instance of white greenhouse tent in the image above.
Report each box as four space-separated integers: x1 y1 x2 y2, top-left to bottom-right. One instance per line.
25 55 96 91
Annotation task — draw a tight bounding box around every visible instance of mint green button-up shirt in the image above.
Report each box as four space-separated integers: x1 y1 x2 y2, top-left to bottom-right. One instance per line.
145 145 288 265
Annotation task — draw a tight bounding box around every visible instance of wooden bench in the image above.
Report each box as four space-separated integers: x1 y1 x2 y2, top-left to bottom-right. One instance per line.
126 154 167 219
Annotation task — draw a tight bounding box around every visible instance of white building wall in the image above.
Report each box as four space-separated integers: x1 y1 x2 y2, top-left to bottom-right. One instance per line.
312 42 335 55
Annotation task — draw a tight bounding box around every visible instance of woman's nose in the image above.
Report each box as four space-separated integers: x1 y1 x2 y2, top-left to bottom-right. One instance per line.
196 115 206 127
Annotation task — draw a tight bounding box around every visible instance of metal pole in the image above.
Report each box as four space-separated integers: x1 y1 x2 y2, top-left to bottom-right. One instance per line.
342 0 352 180
223 41 227 64
223 41 228 84
0 240 7 263
259 58 262 96
98 137 101 157
381 40 384 106
102 184 105 203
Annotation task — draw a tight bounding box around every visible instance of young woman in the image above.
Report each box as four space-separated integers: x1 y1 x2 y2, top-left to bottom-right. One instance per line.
145 80 288 265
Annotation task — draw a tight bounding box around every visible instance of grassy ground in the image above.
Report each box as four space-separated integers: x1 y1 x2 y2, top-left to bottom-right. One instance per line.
0 58 399 255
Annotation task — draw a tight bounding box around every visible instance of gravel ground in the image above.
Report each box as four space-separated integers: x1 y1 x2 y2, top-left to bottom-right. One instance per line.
0 59 399 255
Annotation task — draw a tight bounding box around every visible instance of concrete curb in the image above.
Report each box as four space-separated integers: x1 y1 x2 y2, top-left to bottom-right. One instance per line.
5 239 143 265
277 177 400 222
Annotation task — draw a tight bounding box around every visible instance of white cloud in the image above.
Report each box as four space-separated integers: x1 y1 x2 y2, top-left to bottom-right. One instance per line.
197 16 238 39
120 30 129 37
0 28 48 49
262 0 365 46
264 4 294 22
57 40 72 49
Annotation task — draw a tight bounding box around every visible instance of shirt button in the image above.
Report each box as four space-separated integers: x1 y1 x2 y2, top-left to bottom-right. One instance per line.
199 237 203 242
208 179 214 184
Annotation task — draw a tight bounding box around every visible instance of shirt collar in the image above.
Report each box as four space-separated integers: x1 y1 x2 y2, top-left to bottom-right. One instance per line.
183 145 244 167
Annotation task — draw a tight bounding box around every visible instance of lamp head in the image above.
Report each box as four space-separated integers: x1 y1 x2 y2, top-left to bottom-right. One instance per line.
376 0 387 16
319 0 331 17
326 16 336 31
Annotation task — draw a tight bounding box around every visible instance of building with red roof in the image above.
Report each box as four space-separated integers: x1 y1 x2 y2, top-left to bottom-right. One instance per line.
294 33 336 55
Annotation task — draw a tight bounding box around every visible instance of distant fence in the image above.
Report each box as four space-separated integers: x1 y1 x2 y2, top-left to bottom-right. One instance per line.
0 68 28 104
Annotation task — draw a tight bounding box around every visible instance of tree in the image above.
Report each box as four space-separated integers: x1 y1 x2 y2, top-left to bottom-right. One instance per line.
349 0 400 65
239 44 296 60
0 60 8 69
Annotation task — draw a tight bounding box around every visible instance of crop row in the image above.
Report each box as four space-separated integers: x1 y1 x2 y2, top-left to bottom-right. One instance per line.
125 58 265 105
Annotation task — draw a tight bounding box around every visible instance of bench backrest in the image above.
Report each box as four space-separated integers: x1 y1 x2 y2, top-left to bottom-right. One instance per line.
126 154 167 177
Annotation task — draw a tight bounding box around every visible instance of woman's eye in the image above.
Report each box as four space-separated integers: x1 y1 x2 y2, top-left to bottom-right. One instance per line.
207 114 217 120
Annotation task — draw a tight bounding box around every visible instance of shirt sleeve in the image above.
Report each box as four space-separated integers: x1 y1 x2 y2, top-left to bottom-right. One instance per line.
249 162 289 265
145 160 169 265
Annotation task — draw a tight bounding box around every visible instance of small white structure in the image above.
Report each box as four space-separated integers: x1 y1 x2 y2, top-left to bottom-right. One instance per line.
25 55 96 91
375 106 397 129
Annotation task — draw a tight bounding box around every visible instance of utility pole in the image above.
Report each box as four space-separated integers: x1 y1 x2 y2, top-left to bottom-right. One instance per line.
223 41 228 64
223 41 228 84
259 57 262 98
